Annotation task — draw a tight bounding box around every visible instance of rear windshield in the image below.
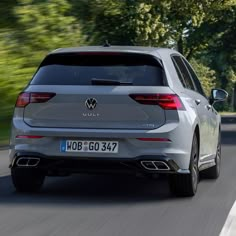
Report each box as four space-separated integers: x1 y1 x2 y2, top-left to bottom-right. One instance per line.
30 53 165 86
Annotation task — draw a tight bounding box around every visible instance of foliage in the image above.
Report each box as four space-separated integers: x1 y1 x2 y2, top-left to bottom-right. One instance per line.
0 33 28 119
190 59 216 97
0 0 236 121
0 0 84 120
14 0 83 51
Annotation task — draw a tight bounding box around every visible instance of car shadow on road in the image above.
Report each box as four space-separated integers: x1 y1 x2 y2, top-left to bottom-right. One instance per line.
0 174 180 206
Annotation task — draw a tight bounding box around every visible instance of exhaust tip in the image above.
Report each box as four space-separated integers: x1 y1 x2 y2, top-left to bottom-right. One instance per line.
16 157 40 167
141 161 170 171
141 161 157 170
153 161 170 170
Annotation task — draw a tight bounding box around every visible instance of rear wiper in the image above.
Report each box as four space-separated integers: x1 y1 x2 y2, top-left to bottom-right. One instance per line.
91 78 133 85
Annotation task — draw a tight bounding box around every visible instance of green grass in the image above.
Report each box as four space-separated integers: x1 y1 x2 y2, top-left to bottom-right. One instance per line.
0 120 11 146
219 112 236 116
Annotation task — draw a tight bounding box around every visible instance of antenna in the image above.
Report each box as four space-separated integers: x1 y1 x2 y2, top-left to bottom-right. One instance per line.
103 40 110 47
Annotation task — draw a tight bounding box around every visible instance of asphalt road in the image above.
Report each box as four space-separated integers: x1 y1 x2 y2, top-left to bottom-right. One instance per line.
0 117 236 236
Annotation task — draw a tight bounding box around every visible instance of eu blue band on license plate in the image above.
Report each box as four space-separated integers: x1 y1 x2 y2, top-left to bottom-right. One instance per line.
60 140 67 152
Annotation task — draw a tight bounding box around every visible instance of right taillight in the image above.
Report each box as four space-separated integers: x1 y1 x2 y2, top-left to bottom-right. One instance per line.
129 94 185 110
15 92 55 108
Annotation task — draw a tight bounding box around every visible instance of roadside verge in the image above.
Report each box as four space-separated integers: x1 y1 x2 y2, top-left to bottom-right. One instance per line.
0 145 9 151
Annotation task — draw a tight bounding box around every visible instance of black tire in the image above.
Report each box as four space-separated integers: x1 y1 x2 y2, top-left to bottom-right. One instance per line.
200 133 221 179
169 134 199 197
11 168 45 193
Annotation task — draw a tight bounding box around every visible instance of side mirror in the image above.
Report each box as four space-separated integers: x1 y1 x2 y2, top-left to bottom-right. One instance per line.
209 89 228 105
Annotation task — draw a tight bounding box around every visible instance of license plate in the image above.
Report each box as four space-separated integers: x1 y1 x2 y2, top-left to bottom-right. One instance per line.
60 140 119 153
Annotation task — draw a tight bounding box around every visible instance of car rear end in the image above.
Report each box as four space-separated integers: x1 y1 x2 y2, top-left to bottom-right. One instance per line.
10 48 193 179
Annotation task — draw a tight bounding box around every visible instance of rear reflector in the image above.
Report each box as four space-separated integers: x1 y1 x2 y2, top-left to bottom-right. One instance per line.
129 94 184 110
16 135 44 139
137 138 171 142
16 92 55 107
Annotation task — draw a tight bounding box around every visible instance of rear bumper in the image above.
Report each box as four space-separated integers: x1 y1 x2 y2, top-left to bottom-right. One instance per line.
10 111 194 171
10 151 190 175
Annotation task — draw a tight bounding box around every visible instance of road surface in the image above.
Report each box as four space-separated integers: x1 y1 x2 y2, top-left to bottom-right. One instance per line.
0 116 236 236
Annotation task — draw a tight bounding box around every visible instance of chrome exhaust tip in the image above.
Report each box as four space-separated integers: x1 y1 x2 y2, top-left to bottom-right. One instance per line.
153 161 170 170
141 161 170 171
141 161 157 170
16 157 40 167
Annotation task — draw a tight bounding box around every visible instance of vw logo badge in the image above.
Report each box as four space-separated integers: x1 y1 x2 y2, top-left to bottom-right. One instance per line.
85 98 97 110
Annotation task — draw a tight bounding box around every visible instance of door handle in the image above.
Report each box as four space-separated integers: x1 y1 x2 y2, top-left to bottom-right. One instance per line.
195 99 201 105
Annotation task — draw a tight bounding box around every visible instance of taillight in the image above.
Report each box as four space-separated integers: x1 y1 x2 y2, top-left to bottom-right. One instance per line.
129 94 184 110
30 93 56 103
15 92 55 108
15 93 30 107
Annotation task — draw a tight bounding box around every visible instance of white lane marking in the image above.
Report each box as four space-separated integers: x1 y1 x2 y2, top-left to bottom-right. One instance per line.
220 201 236 235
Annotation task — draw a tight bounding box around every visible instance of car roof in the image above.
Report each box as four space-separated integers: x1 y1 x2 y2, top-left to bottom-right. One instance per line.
50 46 179 57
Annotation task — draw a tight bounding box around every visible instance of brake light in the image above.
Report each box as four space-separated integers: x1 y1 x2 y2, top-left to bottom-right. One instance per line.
76 52 122 55
15 92 56 108
30 93 56 103
129 94 184 110
15 93 30 107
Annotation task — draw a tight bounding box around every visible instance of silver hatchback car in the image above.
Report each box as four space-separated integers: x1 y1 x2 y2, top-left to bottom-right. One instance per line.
9 46 228 196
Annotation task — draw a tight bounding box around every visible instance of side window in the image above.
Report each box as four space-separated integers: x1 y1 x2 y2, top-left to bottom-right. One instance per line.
171 57 187 88
182 58 206 97
172 56 195 91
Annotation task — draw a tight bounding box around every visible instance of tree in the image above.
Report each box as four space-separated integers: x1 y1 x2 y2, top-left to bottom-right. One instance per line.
73 0 234 53
190 59 216 96
0 34 24 119
0 0 235 119
14 0 83 51
0 0 84 119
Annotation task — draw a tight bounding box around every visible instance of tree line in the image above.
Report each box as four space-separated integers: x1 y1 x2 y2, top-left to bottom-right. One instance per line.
0 0 235 119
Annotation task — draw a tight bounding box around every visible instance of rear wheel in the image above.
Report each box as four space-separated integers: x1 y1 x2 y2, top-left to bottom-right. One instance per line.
11 168 45 193
169 134 199 197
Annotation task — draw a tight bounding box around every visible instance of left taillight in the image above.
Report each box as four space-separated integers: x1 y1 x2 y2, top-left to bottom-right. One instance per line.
15 92 56 108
